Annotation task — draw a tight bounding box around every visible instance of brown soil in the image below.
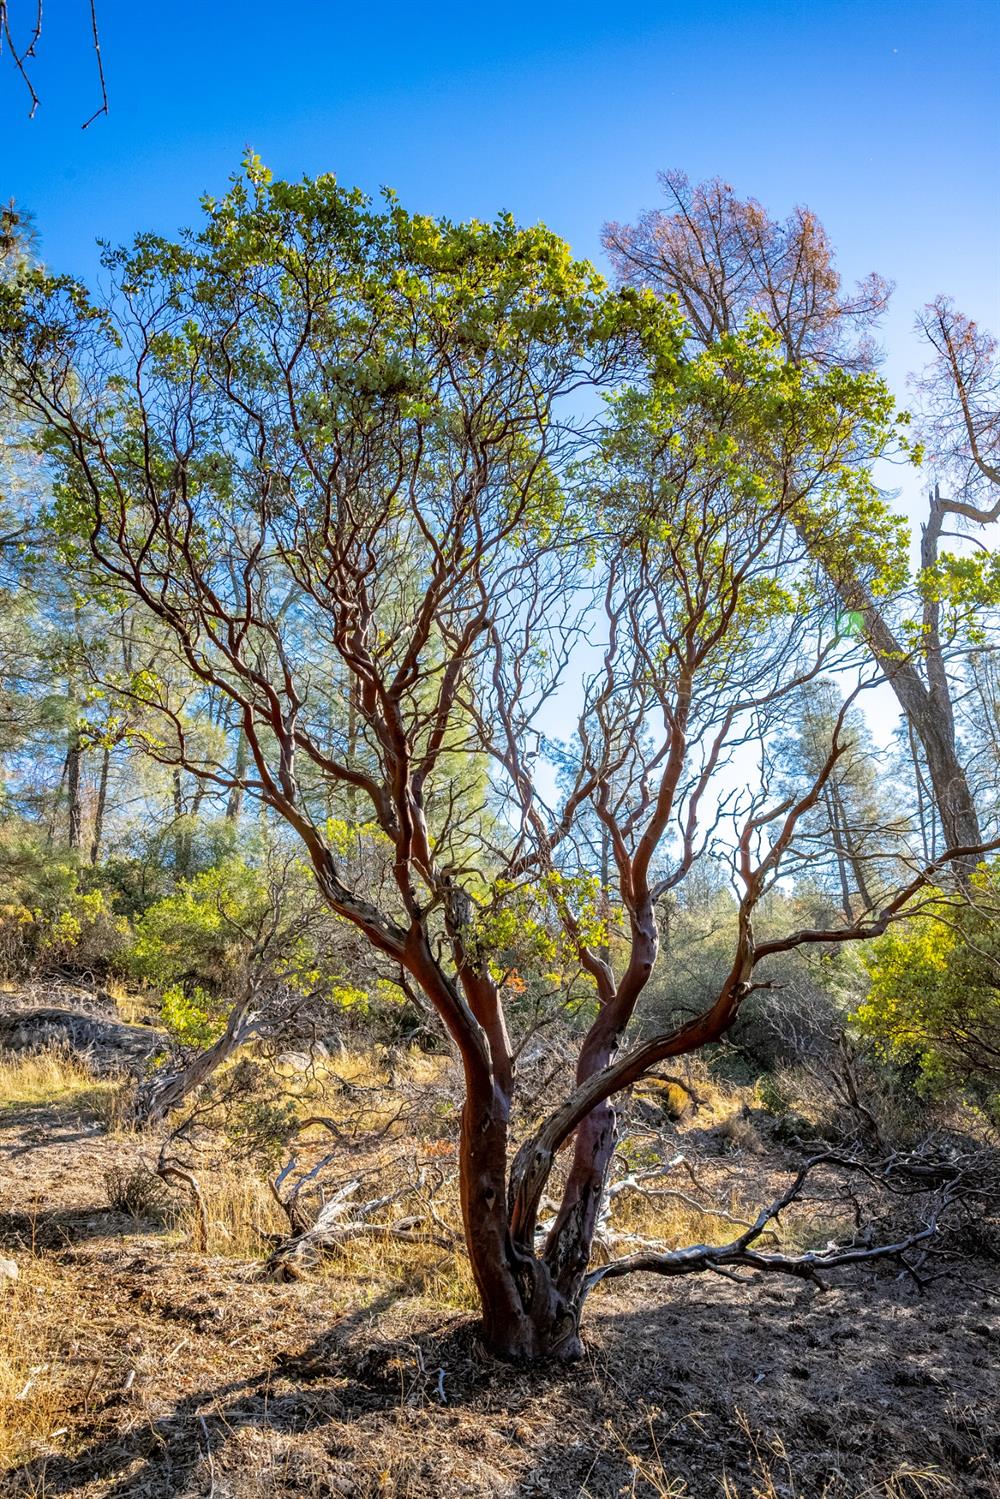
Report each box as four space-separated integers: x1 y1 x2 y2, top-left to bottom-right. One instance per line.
1 1062 998 1497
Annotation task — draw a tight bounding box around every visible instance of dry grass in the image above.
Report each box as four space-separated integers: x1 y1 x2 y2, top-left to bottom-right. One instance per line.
0 1258 79 1472
609 1190 745 1252
718 1411 960 1499
134 1044 476 1310
1 1042 997 1499
0 1045 137 1136
0 1048 118 1117
171 1161 287 1256
102 981 151 1027
715 1113 767 1155
610 1405 969 1499
610 1169 865 1263
167 1153 478 1308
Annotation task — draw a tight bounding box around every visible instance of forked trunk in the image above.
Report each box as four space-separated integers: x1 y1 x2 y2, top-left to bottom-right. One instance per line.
459 1090 584 1361
541 919 658 1307
542 1095 617 1307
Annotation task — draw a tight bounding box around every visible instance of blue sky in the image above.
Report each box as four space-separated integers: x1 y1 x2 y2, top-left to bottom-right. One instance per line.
5 3 997 363
3 0 998 760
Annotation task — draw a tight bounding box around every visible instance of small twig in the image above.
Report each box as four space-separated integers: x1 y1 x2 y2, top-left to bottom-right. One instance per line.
81 0 108 128
198 1412 216 1499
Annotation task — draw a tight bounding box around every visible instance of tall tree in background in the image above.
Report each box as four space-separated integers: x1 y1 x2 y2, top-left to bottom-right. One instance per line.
603 170 891 371
916 298 999 509
0 201 45 810
774 680 907 922
911 300 1000 844
604 172 987 864
3 203 257 866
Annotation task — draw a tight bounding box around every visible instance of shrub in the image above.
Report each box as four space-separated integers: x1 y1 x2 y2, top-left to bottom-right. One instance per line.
633 1076 692 1121
0 829 129 978
126 859 271 995
125 852 371 1040
104 1164 164 1218
159 983 227 1048
756 1072 796 1118
856 867 1000 1123
717 1114 765 1155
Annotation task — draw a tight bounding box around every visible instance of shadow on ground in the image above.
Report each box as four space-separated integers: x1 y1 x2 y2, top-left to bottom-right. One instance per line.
0 1203 168 1251
5 1266 998 1498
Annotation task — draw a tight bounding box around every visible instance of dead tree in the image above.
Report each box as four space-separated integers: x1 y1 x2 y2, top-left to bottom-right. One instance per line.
3 165 997 1361
604 171 986 865
135 984 263 1126
603 169 891 371
265 1164 454 1280
585 1147 975 1300
915 298 1000 508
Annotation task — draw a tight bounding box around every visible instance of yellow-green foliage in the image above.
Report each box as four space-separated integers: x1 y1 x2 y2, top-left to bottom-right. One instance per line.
634 1076 692 1121
464 871 619 1004
857 870 1000 1119
131 858 312 991
324 815 388 858
159 981 225 1046
127 859 270 992
126 853 372 1039
37 886 125 958
0 830 128 976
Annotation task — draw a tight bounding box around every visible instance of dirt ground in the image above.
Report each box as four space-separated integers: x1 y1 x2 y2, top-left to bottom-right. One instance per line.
1 1040 998 1498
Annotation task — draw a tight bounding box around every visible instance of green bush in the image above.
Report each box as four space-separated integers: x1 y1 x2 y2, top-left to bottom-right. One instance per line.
126 859 268 994
123 850 372 1046
856 866 1000 1123
756 1072 796 1118
0 828 129 977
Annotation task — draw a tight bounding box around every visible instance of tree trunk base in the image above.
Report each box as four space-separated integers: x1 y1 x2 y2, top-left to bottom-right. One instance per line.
480 1297 584 1363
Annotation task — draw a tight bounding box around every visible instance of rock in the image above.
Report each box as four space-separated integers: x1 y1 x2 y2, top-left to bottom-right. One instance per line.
0 1258 18 1287
274 1050 314 1075
0 1001 164 1075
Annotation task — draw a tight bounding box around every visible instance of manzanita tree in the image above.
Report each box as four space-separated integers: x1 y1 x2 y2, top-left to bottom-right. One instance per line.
2 161 993 1360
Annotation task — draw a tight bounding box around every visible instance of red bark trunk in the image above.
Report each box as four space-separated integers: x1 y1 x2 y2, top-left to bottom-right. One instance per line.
458 1087 583 1361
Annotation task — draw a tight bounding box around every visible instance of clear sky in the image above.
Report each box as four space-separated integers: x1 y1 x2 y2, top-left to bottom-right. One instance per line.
3 0 999 757
4 2 997 355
